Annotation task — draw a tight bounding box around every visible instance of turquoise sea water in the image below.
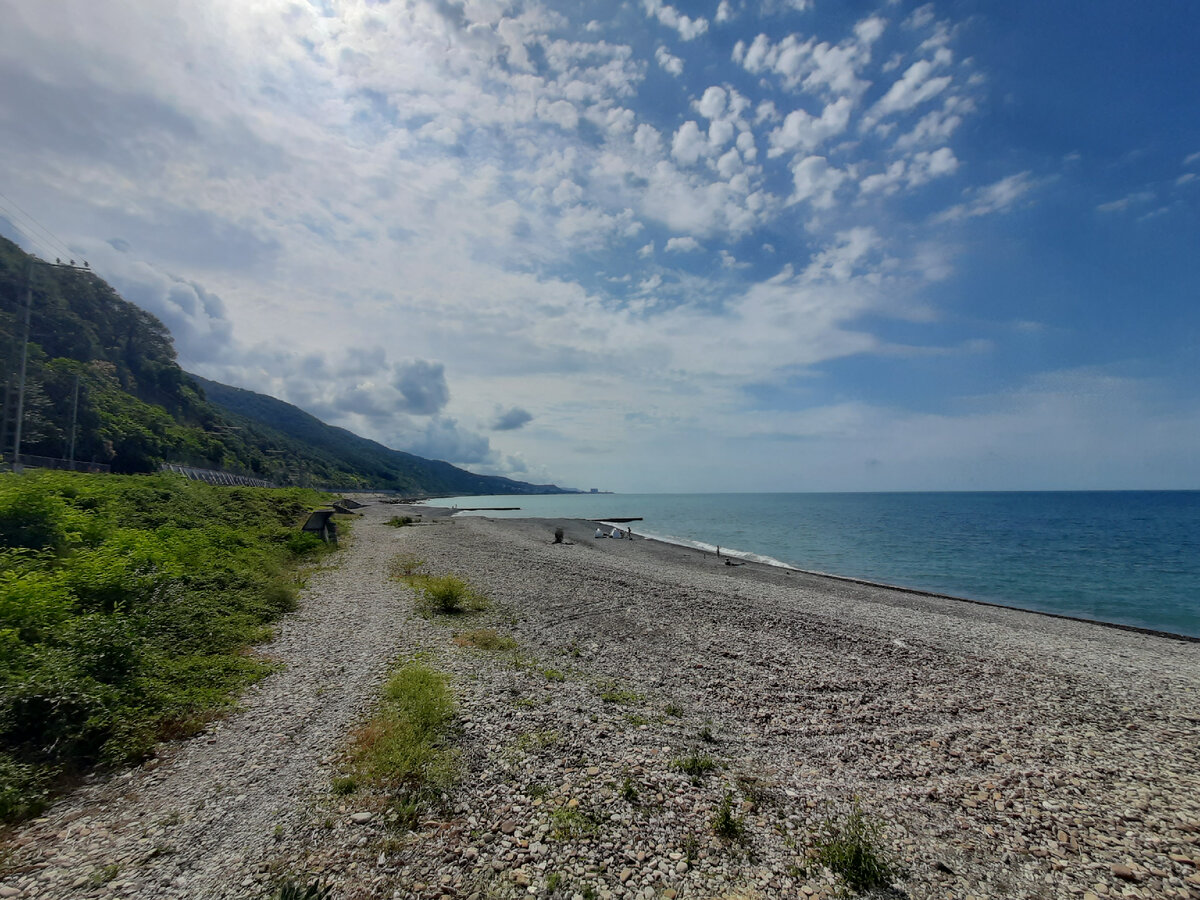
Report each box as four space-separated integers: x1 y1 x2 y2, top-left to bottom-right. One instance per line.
424 492 1200 638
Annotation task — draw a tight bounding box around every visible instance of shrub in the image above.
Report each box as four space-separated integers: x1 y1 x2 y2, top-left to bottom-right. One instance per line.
672 753 718 781
809 801 895 894
0 472 331 821
711 791 746 842
0 479 71 551
386 515 414 527
412 575 482 614
275 879 333 900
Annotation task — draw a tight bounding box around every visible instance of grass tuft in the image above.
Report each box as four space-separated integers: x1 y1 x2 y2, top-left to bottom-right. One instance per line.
452 628 517 652
408 574 486 615
349 660 457 797
808 801 896 894
672 752 718 781
711 791 747 843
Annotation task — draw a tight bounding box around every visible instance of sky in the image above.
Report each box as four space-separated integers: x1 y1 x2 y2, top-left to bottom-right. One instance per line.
1 0 1198 492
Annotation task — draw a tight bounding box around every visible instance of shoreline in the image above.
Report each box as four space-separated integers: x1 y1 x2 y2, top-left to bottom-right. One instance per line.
442 507 1200 644
392 510 1200 899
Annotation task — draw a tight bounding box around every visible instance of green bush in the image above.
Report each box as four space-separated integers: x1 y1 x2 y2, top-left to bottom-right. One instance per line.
809 801 895 894
411 574 482 614
0 471 331 820
711 791 746 842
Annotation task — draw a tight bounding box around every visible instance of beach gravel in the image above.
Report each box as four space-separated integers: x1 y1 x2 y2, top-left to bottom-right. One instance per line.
3 504 1198 900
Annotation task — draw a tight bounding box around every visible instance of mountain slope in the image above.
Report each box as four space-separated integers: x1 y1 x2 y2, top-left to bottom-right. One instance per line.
0 236 568 494
192 376 568 495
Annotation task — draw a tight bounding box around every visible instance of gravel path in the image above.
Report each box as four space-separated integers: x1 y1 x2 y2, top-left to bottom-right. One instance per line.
3 506 1199 900
2 504 422 899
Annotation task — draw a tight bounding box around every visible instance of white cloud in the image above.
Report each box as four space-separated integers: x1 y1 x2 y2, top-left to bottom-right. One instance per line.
936 172 1036 221
655 45 684 76
665 235 702 252
736 15 887 98
671 120 708 165
893 96 973 149
715 1 735 23
642 0 709 40
1097 190 1156 213
767 96 853 156
1184 151 1200 166
696 86 728 120
870 59 952 121
789 155 848 208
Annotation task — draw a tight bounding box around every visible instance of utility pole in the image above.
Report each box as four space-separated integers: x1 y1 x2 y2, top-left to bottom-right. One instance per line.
11 260 33 473
67 372 81 466
10 256 91 472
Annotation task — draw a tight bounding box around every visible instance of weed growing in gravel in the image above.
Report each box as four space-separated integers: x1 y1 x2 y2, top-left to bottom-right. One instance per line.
350 659 457 796
549 806 596 840
699 723 718 743
672 752 718 782
330 776 357 795
409 574 486 615
597 682 642 705
386 515 415 527
389 553 426 577
711 791 747 843
453 629 517 652
540 667 566 682
664 702 684 717
514 730 561 753
620 776 639 805
274 878 333 900
808 801 895 895
90 864 120 886
545 871 564 893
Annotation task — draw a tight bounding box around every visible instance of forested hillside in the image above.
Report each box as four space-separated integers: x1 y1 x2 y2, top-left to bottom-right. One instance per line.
0 237 567 493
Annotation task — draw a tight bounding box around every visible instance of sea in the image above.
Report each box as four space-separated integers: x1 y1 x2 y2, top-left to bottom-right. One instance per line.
423 491 1200 639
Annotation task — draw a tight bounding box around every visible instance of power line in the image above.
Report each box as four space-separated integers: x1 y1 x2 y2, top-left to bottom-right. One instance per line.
0 189 76 261
0 201 59 262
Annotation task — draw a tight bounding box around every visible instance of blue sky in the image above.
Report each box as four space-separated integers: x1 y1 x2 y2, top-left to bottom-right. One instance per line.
1 0 1197 491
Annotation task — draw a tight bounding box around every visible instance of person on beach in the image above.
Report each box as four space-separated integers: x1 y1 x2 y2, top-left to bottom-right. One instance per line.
594 528 605 538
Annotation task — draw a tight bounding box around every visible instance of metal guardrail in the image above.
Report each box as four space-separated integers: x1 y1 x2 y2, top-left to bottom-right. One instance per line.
160 463 275 488
3 453 110 474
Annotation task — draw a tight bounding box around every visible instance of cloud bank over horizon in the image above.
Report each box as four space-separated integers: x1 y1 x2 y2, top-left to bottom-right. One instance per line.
1 0 1197 490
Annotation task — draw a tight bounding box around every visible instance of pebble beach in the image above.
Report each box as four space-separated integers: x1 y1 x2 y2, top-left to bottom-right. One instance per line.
4 503 1199 899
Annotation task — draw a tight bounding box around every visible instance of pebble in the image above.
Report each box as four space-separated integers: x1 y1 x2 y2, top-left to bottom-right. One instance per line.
4 508 1198 900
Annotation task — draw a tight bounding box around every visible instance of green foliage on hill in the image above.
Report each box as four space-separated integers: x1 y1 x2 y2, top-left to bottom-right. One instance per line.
195 377 569 494
1 236 568 493
0 470 331 820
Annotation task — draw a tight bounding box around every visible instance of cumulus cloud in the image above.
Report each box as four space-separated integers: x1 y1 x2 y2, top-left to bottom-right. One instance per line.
859 147 958 195
642 0 708 40
789 155 848 208
734 15 886 97
767 97 853 156
665 236 702 252
655 45 684 76
870 58 953 121
492 406 534 430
